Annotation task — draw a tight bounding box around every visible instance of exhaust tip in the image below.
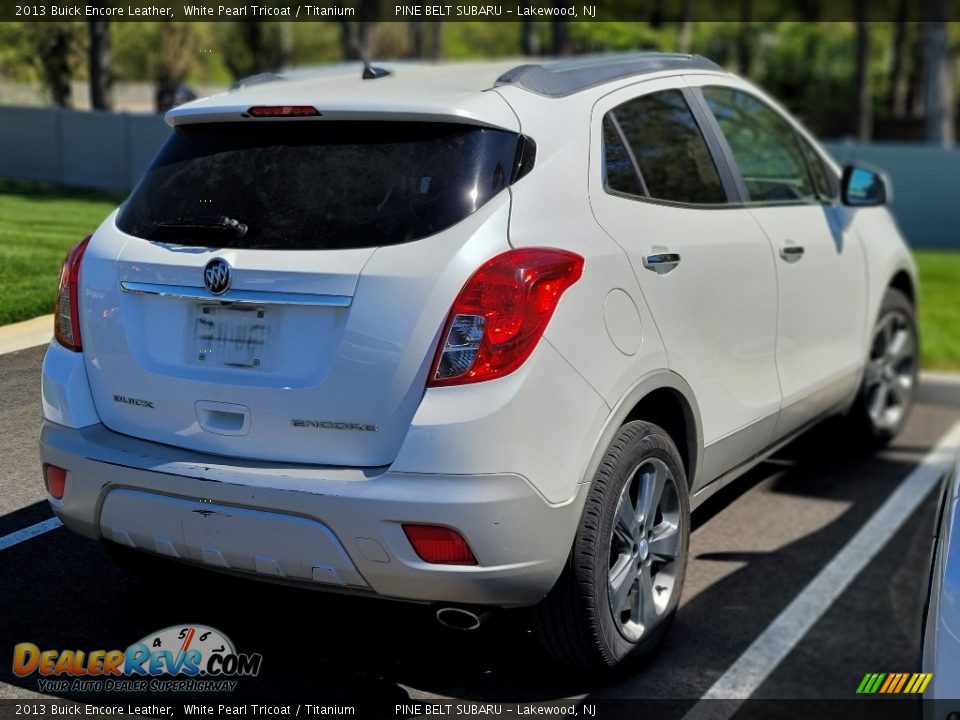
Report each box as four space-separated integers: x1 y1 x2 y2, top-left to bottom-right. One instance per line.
436 606 490 631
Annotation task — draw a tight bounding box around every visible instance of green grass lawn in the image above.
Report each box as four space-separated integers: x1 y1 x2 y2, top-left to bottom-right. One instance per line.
915 250 960 370
0 179 957 370
0 180 123 326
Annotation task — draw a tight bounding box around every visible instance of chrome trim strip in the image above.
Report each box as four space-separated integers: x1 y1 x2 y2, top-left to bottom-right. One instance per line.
120 281 352 308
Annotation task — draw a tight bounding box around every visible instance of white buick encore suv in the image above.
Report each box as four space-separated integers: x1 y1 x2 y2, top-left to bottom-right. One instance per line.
39 53 918 671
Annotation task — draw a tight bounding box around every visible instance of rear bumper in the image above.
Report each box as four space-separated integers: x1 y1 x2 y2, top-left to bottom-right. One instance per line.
40 421 587 607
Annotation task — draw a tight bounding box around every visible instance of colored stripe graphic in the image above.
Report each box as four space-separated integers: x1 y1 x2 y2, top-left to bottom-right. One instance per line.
857 672 932 694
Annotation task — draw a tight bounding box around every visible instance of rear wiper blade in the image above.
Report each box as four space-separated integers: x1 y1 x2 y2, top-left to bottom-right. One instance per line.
154 216 249 238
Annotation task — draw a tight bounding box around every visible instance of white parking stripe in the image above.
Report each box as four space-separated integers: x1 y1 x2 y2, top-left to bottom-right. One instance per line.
682 419 960 720
0 516 62 551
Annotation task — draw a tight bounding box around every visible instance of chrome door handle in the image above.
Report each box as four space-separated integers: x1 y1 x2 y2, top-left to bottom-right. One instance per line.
642 252 681 273
779 245 805 262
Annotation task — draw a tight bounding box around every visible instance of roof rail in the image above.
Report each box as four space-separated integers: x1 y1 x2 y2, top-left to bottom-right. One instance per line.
495 53 723 97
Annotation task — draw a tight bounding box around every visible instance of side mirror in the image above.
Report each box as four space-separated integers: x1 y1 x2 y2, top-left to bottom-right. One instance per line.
841 164 888 207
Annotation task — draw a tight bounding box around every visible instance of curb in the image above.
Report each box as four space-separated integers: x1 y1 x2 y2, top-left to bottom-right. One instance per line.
921 370 960 387
0 315 53 356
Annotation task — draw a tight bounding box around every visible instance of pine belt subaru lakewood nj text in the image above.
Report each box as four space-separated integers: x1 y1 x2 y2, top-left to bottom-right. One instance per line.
39 53 918 671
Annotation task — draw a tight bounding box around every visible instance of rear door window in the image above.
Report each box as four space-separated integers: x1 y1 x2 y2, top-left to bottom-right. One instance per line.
604 89 727 205
117 121 521 250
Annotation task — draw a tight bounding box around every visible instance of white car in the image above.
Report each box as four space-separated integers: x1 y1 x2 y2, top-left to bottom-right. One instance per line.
40 53 918 671
923 451 960 714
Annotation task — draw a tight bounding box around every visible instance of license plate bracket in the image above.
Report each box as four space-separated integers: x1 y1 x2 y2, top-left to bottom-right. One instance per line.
193 304 269 368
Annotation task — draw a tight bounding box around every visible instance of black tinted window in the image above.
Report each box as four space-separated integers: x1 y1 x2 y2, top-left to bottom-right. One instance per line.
117 121 520 250
702 87 818 204
610 90 725 204
602 115 644 196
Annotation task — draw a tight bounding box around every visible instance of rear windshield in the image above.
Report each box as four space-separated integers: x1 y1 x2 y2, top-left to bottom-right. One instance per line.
117 121 521 250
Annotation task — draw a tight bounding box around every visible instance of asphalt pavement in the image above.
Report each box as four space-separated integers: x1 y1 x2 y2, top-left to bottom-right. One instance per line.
1 343 959 716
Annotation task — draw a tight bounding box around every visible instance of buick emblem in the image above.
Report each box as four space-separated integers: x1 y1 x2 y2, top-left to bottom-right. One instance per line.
204 258 232 295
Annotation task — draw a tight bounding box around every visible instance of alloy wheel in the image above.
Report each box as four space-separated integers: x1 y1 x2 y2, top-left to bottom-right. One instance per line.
608 458 682 642
864 310 917 432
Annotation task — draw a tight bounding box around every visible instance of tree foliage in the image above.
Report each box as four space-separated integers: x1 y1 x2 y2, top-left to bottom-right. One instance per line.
1 20 957 138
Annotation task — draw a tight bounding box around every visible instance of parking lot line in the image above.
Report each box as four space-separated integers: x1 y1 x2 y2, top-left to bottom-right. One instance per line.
682 419 960 719
0 516 62 551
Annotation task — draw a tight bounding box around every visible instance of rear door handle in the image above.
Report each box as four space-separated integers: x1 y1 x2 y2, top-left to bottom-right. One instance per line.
642 252 681 274
779 245 805 262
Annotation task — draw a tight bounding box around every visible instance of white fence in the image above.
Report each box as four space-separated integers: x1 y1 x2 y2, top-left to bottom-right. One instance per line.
0 106 170 193
0 105 958 249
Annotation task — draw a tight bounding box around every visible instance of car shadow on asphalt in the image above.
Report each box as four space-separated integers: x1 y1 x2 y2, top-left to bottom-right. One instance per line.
0 502 589 706
0 416 947 708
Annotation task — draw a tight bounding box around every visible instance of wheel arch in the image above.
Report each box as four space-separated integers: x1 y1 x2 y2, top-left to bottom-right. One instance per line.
889 268 916 306
580 371 704 492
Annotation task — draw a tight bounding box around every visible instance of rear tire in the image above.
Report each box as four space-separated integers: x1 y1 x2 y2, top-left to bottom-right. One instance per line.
847 287 918 446
533 421 690 672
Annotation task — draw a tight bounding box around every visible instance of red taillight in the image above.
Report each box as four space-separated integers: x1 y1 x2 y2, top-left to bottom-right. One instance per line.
247 106 320 117
429 248 584 387
54 235 92 352
402 524 477 565
43 465 67 500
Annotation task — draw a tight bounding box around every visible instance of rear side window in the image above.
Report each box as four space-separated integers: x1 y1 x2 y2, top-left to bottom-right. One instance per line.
117 121 521 250
605 89 726 205
602 115 644 196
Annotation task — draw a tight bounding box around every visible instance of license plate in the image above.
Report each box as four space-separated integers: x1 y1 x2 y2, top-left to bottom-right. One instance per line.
193 305 269 368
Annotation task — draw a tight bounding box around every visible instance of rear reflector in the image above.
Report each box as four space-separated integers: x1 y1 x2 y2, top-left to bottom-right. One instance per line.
402 524 477 565
248 106 320 117
43 465 67 500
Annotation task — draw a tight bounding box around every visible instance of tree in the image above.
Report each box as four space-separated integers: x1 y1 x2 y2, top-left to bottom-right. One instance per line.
154 24 196 112
428 21 443 60
521 2 539 56
854 0 872 140
339 22 360 60
551 0 572 56
924 12 955 145
337 0 383 61
737 0 752 76
27 23 78 108
223 22 284 80
677 0 694 54
888 0 910 118
906 21 926 118
409 21 424 58
279 22 293 69
87 20 113 110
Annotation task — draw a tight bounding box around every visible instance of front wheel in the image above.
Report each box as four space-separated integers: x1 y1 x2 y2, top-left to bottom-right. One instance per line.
847 287 919 445
533 421 690 672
